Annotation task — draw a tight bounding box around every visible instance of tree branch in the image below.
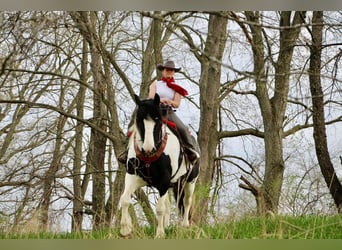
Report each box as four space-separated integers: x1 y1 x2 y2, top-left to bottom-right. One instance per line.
0 99 116 143
218 128 264 139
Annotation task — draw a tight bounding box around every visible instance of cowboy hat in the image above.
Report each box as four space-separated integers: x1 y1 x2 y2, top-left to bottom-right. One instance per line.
157 60 181 72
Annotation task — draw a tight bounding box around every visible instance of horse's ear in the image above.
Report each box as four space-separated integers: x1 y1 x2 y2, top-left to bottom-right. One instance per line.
134 94 141 105
154 93 160 105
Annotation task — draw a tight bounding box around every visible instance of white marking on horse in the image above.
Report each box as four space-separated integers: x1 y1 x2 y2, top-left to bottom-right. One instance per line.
119 174 146 236
142 119 155 153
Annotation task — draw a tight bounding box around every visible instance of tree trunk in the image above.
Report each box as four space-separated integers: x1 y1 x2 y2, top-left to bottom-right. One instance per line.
194 13 228 223
90 40 107 231
39 114 67 231
140 11 163 96
72 39 87 232
70 11 109 231
246 11 305 215
309 11 342 212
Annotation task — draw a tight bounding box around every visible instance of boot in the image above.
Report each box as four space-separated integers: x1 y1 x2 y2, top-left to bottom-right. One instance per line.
117 150 128 164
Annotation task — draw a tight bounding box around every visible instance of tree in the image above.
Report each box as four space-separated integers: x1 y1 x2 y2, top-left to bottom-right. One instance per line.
228 11 306 215
71 38 89 232
177 12 229 223
308 11 342 212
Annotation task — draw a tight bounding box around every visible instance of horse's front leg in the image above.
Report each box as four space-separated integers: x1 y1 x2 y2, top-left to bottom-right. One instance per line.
120 174 145 237
155 192 169 238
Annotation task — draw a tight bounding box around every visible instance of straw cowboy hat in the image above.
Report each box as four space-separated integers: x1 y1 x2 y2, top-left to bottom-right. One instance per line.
157 60 181 72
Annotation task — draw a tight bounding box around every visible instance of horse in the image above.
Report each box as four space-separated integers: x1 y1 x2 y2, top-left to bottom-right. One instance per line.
119 93 200 238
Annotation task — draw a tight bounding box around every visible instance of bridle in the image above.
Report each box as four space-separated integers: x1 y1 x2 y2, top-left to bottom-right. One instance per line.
133 131 168 164
132 103 183 184
133 104 172 163
133 117 168 183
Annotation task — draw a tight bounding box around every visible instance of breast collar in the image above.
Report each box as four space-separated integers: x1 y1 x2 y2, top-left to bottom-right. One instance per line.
133 131 168 163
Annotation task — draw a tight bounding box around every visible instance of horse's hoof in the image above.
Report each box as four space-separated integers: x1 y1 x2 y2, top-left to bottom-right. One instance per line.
181 220 190 227
155 230 165 239
120 228 132 238
120 232 132 239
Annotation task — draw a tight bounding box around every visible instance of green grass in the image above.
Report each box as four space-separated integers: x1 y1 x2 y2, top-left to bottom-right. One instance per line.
1 214 341 239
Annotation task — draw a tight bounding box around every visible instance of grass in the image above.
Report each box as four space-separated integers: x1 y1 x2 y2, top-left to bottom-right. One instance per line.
1 214 341 239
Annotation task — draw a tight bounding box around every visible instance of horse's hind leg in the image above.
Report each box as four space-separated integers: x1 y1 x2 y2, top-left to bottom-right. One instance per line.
181 180 196 227
155 193 169 238
120 174 145 237
163 192 171 228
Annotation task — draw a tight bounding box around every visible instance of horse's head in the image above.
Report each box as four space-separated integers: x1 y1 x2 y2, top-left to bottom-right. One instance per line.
134 94 163 154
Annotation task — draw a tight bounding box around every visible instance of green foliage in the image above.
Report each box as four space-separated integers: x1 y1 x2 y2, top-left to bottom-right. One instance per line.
0 215 341 239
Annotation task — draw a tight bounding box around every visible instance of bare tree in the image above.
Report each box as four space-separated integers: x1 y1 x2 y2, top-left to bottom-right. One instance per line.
227 11 306 215
69 11 109 230
0 11 86 231
179 12 229 223
72 39 88 232
308 11 342 212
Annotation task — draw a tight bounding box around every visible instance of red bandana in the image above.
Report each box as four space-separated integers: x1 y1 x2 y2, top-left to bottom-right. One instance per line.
161 77 188 96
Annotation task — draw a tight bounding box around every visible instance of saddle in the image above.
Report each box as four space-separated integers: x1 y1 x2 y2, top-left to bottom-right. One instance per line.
160 104 179 134
162 118 177 132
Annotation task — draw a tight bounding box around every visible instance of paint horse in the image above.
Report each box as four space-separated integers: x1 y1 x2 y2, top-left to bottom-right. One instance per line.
119 94 200 238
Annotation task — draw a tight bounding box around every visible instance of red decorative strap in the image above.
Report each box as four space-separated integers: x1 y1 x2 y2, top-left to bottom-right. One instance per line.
134 133 168 163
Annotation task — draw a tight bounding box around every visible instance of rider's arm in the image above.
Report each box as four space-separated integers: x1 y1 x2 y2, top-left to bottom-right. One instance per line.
160 92 181 108
171 92 181 108
148 80 156 98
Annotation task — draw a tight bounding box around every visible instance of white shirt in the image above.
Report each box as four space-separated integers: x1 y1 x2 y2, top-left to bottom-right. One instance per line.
155 80 175 100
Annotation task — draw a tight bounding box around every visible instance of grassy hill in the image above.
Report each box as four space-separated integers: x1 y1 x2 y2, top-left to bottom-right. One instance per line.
1 214 341 239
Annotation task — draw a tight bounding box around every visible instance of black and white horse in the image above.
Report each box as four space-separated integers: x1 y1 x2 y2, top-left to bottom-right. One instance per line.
119 94 200 238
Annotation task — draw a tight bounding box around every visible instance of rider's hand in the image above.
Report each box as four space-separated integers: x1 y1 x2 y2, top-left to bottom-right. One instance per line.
160 98 173 107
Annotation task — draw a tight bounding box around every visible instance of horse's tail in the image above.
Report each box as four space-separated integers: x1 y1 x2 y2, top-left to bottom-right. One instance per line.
172 179 185 217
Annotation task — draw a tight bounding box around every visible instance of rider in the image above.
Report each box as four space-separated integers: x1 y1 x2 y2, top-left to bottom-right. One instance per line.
117 60 200 165
148 60 200 164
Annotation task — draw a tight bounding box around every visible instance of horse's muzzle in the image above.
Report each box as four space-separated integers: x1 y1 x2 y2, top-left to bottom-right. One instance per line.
142 148 156 157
